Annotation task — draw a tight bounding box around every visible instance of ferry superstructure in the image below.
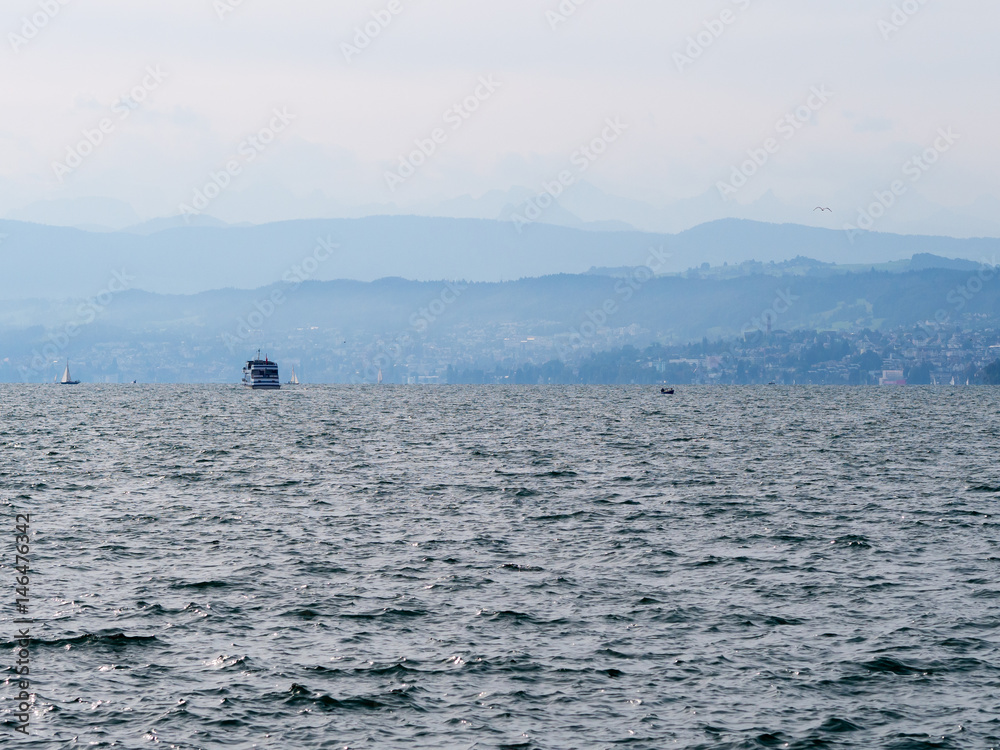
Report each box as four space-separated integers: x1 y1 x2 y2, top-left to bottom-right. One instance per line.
242 352 280 390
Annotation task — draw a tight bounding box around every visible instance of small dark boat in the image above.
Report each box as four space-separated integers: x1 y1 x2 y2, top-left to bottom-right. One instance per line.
660 387 674 394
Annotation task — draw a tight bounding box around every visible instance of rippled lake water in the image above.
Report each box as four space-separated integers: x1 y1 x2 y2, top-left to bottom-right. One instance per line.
2 385 1000 749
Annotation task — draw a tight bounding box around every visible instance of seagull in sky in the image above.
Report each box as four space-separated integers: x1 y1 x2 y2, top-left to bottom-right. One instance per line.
814 206 832 212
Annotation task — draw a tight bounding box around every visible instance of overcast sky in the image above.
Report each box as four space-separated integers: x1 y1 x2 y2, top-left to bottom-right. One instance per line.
1 0 997 231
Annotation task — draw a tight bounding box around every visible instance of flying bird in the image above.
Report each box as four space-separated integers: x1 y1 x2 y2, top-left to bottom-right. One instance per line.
814 206 832 212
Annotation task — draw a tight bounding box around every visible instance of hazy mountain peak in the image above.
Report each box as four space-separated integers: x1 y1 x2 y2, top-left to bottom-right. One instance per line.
6 197 140 231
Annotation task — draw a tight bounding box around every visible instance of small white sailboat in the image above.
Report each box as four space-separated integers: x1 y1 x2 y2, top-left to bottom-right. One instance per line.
377 367 383 385
60 361 80 385
287 366 300 385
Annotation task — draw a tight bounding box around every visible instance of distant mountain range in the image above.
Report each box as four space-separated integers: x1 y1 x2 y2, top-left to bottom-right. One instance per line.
2 215 999 301
7 186 1000 239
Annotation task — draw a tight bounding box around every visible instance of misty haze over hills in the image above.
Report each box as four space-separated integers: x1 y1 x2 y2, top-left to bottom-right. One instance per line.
7 266 998 340
2 215 999 301
3 263 1000 384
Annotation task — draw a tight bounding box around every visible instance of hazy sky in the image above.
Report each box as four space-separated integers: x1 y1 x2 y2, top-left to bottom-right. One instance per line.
2 0 997 229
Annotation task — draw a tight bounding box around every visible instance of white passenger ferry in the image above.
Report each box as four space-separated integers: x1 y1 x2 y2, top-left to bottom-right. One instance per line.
242 351 280 390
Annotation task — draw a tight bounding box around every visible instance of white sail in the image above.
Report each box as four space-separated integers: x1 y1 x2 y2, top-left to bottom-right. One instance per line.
62 363 72 383
289 366 299 385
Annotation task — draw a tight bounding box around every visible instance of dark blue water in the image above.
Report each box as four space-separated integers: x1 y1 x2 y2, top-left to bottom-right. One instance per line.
3 385 1000 748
